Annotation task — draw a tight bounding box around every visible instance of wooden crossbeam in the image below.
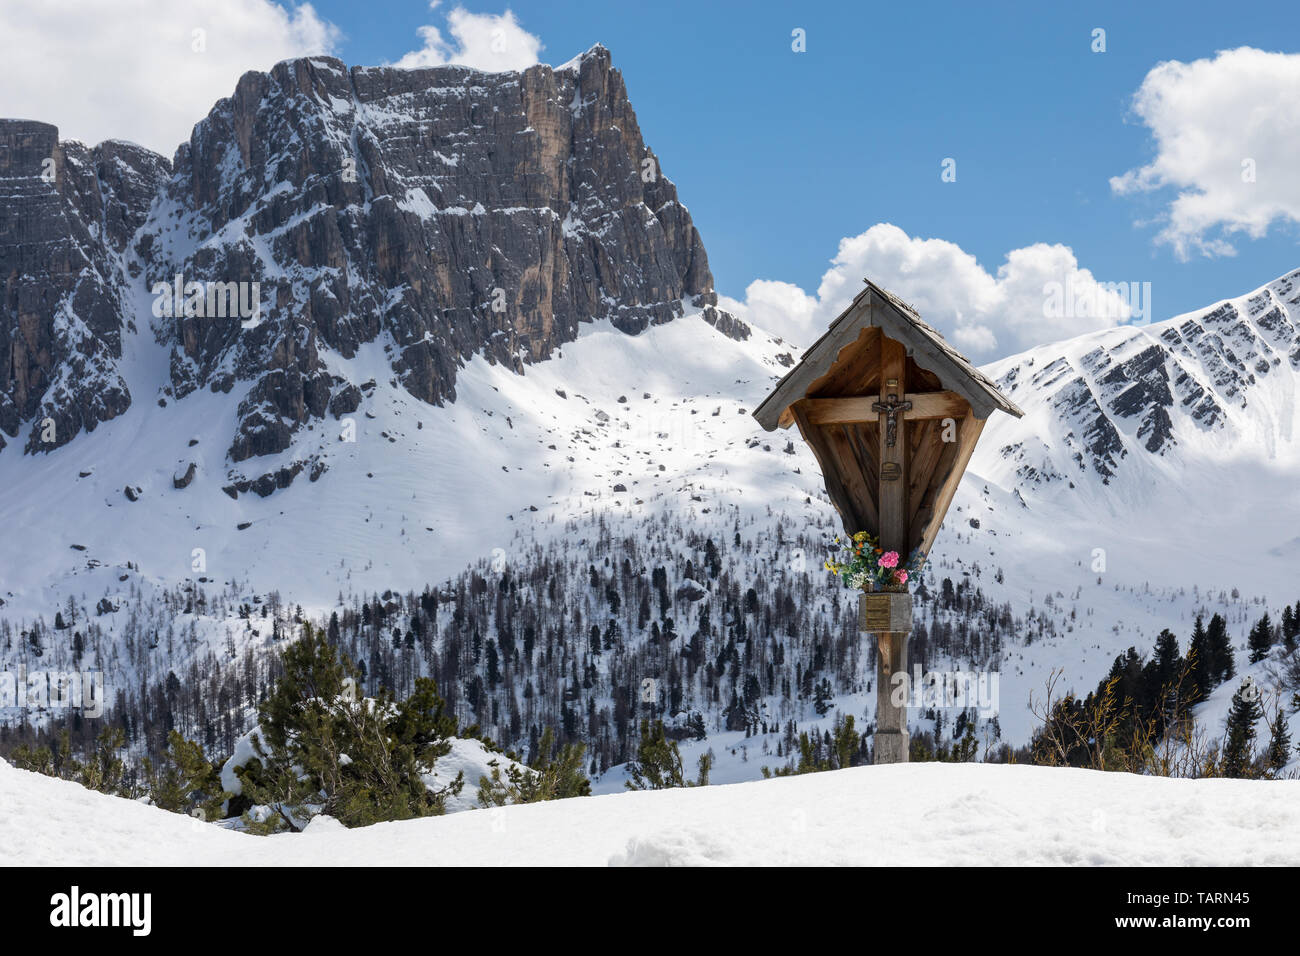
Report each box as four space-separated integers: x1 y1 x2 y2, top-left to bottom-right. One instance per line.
795 391 968 426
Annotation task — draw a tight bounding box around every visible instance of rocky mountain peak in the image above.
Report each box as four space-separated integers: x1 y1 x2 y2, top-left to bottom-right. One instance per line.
1 48 743 478
0 119 170 453
980 268 1300 498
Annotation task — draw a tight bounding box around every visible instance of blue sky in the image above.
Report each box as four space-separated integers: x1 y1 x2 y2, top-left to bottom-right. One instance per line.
304 0 1300 338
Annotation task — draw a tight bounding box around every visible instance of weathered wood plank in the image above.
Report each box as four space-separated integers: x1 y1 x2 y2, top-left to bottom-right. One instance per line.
906 358 944 392
868 287 1004 420
775 328 881 428
907 420 946 527
877 338 909 554
798 390 967 425
753 281 1024 432
825 423 879 533
912 410 985 558
873 629 910 763
860 591 913 632
752 301 876 429
807 327 882 398
907 432 959 552
790 402 863 534
847 421 880 493
907 390 969 421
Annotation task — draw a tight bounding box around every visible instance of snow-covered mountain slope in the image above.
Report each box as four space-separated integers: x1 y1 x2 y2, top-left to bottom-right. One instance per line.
11 266 1298 622
3 271 1300 768
0 306 800 618
973 267 1300 595
3 756 1297 866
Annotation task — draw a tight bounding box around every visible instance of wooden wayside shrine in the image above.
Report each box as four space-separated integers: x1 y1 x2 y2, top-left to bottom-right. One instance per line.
753 280 1023 764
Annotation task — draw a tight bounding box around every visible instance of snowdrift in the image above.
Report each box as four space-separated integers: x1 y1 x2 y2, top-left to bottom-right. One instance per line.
3 757 1297 866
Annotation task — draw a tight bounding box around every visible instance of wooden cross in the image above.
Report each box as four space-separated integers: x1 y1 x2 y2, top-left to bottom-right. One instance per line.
871 395 912 448
780 335 989 571
755 286 1025 765
785 342 977 559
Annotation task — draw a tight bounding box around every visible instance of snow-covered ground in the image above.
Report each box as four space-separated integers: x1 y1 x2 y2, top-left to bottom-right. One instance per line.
0 307 804 617
3 755 1296 866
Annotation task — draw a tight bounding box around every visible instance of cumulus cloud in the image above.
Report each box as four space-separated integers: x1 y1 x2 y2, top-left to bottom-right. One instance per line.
718 280 817 350
0 0 339 156
393 4 542 72
1111 47 1300 259
729 224 1134 361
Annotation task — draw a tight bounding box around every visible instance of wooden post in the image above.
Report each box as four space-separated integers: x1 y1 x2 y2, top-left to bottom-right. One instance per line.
877 339 908 554
872 338 910 764
860 590 911 762
874 630 909 762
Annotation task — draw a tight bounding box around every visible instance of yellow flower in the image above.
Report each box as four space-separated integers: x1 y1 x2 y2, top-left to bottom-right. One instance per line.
852 531 868 543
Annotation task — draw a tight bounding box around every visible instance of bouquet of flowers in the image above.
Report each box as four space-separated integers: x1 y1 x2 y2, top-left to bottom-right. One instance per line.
824 531 924 592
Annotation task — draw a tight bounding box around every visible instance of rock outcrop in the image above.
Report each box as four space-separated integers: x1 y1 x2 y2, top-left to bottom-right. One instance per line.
139 45 738 467
0 45 744 476
0 121 169 452
985 268 1300 494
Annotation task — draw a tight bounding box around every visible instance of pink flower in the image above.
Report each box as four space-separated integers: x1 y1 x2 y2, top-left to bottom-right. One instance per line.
878 551 899 569
893 570 908 585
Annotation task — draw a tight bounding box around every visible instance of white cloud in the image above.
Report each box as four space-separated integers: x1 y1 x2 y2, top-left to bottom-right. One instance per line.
729 223 1134 361
1111 47 1300 259
393 5 542 72
0 0 339 156
718 280 817 349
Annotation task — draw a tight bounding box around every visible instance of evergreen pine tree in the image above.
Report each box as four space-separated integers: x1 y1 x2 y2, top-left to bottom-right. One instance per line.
1147 630 1180 691
8 741 55 776
236 624 463 831
723 690 748 731
75 726 127 795
625 719 686 789
1264 702 1292 776
1222 680 1262 778
1281 604 1297 649
695 750 713 786
1188 615 1211 699
813 677 834 716
1207 614 1234 683
145 731 229 820
833 714 860 769
476 726 591 806
1142 629 1183 733
1248 613 1274 664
